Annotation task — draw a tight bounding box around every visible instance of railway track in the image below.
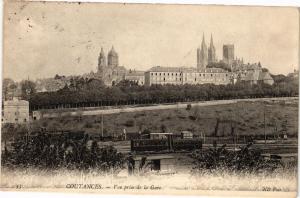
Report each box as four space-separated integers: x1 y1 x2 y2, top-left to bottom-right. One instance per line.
114 142 298 154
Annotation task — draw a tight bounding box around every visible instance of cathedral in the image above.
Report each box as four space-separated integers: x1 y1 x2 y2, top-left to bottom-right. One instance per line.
197 34 217 70
97 46 127 86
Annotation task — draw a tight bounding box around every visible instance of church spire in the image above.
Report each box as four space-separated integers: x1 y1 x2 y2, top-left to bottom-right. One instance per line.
100 47 105 56
201 33 206 49
198 33 208 70
210 33 214 48
208 34 216 64
98 46 107 71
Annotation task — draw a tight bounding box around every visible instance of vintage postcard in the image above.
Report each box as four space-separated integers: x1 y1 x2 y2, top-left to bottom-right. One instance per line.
1 1 299 197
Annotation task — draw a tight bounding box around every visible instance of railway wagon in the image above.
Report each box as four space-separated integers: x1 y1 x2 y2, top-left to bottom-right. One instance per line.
131 138 202 152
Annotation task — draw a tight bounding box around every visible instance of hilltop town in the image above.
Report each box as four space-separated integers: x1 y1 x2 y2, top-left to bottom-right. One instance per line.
4 34 279 96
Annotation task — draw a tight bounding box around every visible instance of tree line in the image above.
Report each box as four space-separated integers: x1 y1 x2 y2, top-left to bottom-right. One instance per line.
3 74 298 111
28 74 298 111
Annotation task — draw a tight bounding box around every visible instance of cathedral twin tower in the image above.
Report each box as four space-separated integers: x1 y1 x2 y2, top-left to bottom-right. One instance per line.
98 46 119 72
197 34 216 70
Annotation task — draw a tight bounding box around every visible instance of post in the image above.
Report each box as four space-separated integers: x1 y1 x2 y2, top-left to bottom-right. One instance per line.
101 114 104 138
264 102 266 145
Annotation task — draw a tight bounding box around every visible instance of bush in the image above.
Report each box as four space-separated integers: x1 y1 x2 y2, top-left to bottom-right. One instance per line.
124 119 135 127
186 104 192 110
190 143 282 173
2 133 125 174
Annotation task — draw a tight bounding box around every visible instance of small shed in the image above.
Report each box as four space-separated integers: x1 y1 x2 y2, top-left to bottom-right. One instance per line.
133 154 175 174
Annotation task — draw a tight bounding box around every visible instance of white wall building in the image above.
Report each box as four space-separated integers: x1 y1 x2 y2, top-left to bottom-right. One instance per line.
145 66 231 86
2 98 29 124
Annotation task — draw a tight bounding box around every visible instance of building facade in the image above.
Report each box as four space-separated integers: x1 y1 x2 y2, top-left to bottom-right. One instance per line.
125 70 145 85
145 66 231 86
2 98 29 124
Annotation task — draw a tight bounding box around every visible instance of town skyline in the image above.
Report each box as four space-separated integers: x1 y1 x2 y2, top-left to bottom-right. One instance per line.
4 2 299 81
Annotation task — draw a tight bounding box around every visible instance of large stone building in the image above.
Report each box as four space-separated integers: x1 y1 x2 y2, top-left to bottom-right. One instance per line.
2 97 29 124
97 46 127 86
232 62 274 85
144 66 230 86
125 70 145 85
223 44 235 66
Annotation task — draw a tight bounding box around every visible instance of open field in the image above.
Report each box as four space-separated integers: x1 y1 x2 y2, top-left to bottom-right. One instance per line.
22 98 298 138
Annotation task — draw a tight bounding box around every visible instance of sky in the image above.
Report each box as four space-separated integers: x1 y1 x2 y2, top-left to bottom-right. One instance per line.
3 2 299 81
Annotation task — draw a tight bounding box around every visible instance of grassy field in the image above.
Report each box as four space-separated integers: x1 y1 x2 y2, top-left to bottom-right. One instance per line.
25 99 298 138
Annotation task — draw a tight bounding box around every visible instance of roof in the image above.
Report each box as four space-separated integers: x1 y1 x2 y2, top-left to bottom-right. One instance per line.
108 46 118 57
148 66 196 72
150 133 173 135
181 131 193 134
126 70 145 76
241 70 274 82
148 66 228 73
258 72 273 81
134 155 175 161
4 98 29 106
198 68 229 73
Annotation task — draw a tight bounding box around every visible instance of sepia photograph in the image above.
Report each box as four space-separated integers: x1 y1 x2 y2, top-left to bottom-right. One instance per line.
1 1 299 197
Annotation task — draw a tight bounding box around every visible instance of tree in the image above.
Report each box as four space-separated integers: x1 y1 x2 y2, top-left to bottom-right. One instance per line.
2 78 15 100
21 80 36 100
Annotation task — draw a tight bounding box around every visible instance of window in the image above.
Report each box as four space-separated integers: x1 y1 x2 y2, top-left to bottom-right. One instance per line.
203 74 205 77
168 73 169 76
195 78 197 81
151 73 153 76
159 73 161 76
199 74 201 77
172 73 174 76
155 73 157 76
15 118 18 121
24 118 27 122
151 159 161 171
211 74 213 77
176 73 177 76
163 78 165 81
